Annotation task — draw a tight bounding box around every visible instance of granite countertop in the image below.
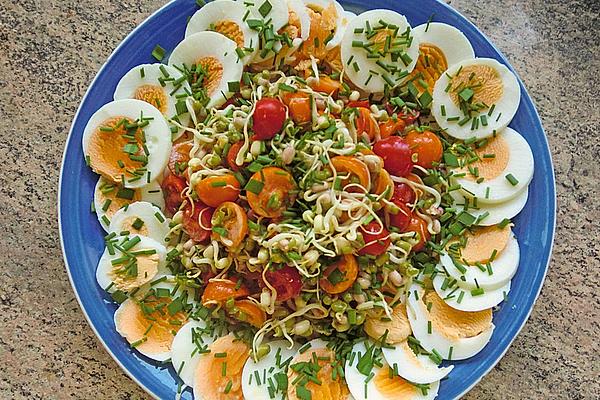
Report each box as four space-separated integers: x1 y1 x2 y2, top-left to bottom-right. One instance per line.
0 0 598 398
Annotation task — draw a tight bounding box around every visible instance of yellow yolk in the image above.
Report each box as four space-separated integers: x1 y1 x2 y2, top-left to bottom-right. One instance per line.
373 365 419 399
425 291 492 340
450 64 504 107
299 3 337 60
194 335 249 400
325 46 343 72
283 10 301 40
196 56 224 95
87 117 145 182
287 348 349 400
460 225 511 264
461 135 510 181
115 296 187 355
109 252 159 292
120 216 150 237
96 181 141 219
365 305 412 344
213 20 245 48
413 43 448 92
133 85 168 113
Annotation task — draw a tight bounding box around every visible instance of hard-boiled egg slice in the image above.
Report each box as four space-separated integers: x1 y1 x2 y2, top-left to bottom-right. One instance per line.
93 176 164 232
409 22 474 95
452 127 534 204
82 99 172 188
288 0 311 42
171 319 218 387
114 276 193 362
432 270 511 312
341 9 420 93
345 341 439 400
432 58 520 140
406 284 494 360
381 340 453 384
440 225 520 290
168 31 243 109
287 338 351 399
108 201 170 243
113 63 191 139
364 304 412 344
303 0 346 49
242 340 299 399
186 0 260 64
193 333 250 399
449 187 528 226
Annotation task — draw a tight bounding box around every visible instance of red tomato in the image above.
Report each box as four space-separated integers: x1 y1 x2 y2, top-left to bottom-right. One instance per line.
182 202 213 243
161 174 187 216
388 201 412 231
373 136 414 177
406 216 430 252
392 182 416 205
265 266 302 302
347 100 371 108
252 98 286 140
358 221 391 256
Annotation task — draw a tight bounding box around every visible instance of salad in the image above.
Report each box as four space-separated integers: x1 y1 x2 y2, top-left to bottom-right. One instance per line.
81 0 535 399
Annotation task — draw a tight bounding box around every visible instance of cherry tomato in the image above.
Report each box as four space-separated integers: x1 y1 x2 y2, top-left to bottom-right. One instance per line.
405 130 443 169
392 182 417 205
230 300 266 328
182 202 213 243
373 136 414 177
309 75 342 96
265 266 302 302
355 107 379 141
252 98 287 140
282 92 311 124
330 156 371 192
195 174 241 208
161 174 187 216
246 167 297 218
358 221 391 256
320 255 359 294
226 141 245 172
347 100 371 108
378 119 406 139
168 142 193 177
202 278 250 305
388 201 412 232
211 201 248 248
406 216 430 252
372 169 394 199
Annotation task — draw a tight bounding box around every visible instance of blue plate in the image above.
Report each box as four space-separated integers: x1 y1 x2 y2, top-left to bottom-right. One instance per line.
59 0 556 398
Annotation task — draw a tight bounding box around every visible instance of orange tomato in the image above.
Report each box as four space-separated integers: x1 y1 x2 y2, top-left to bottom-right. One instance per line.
330 156 371 192
246 167 297 218
230 300 266 328
211 201 248 248
373 168 394 199
320 255 359 294
202 279 250 305
283 92 311 125
404 130 443 169
378 119 406 139
406 216 431 252
309 75 342 96
226 141 245 172
168 142 193 177
195 174 241 207
355 107 379 141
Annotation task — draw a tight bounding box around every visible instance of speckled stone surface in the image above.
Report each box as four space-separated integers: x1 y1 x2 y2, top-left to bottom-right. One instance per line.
0 0 598 399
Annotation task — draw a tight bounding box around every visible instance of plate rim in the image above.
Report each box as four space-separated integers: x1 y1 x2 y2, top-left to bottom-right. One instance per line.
58 0 557 399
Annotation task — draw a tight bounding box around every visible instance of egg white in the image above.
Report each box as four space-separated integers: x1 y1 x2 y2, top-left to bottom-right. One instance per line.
108 201 170 243
449 187 528 226
432 57 520 140
381 340 453 384
288 0 311 41
171 319 217 387
412 22 474 67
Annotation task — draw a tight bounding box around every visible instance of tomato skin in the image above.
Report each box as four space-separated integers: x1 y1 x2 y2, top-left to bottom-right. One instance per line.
195 174 241 208
373 136 414 177
406 216 430 252
355 107 378 140
282 92 311 124
231 300 266 328
330 156 371 192
246 167 297 218
226 141 244 172
358 221 391 256
265 266 302 302
378 119 406 139
211 201 248 248
388 201 412 232
161 174 187 216
202 278 250 305
392 182 416 205
252 98 287 140
405 130 443 169
168 142 193 176
347 100 371 108
320 255 359 294
182 202 213 243
309 75 342 96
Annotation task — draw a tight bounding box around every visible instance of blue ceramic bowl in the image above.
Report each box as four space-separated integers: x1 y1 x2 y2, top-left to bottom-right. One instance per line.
59 0 556 398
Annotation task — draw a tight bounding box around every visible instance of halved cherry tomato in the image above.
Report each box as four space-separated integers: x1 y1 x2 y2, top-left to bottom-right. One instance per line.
373 136 413 177
392 182 417 205
195 174 241 208
161 174 187 216
358 221 391 256
282 92 311 125
309 75 342 96
265 265 302 302
211 201 248 248
372 169 394 199
182 201 213 243
388 201 412 232
252 98 287 140
355 107 379 141
405 130 443 169
230 300 266 328
202 278 250 304
246 167 297 218
406 215 430 252
330 156 371 192
378 119 406 139
226 141 245 172
168 142 193 176
320 255 359 294
347 100 371 108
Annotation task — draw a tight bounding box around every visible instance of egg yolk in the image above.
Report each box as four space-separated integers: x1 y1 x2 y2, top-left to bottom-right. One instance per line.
87 117 145 183
120 216 150 237
115 295 187 355
109 251 159 291
373 365 419 399
287 348 349 400
96 181 141 219
461 134 510 181
460 225 511 264
196 56 224 95
133 84 168 114
213 20 245 48
412 43 448 92
364 305 412 344
299 3 337 60
194 335 249 400
282 10 301 40
425 291 492 340
450 64 504 108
